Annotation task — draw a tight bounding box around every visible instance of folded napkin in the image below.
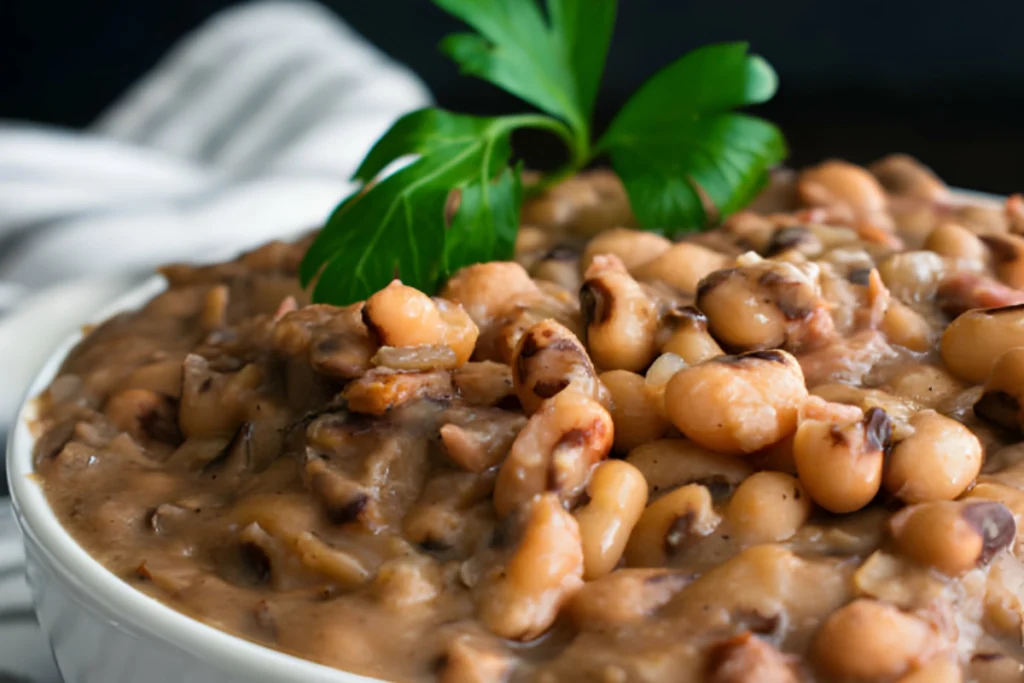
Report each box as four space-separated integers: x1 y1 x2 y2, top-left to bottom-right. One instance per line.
0 3 430 679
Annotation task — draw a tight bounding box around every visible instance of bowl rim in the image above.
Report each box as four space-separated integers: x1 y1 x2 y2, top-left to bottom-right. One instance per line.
6 275 382 683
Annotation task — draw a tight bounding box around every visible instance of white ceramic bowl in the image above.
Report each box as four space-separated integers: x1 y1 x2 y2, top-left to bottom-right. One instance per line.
6 276 384 683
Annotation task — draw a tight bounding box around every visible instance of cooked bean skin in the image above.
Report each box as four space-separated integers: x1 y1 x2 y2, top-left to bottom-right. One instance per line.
34 161 1024 683
664 349 808 454
883 410 983 503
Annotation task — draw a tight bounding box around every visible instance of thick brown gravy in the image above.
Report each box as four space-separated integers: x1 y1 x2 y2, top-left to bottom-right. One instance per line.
33 158 1024 681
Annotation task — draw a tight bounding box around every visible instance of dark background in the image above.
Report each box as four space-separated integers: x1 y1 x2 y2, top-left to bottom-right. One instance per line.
2 0 1023 192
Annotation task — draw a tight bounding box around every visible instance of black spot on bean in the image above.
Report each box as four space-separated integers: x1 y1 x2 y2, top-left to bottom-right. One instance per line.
665 511 697 556
666 304 709 330
863 408 893 452
742 349 788 364
542 244 578 261
198 377 213 393
327 492 369 525
847 268 872 285
518 334 541 359
315 336 343 354
982 302 1024 315
360 305 385 343
579 280 613 325
765 226 811 256
533 378 571 399
696 268 736 300
962 501 1016 566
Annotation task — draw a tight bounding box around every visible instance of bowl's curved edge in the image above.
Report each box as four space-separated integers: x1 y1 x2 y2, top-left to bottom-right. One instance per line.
6 275 382 683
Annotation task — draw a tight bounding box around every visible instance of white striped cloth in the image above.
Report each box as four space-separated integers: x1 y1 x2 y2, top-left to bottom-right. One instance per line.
0 2 430 680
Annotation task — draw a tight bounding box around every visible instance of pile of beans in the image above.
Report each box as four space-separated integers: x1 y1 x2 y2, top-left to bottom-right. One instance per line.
34 156 1024 682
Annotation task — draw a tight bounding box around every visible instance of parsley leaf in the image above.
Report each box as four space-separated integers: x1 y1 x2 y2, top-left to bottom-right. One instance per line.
299 108 567 304
436 0 585 133
547 0 617 118
597 42 786 231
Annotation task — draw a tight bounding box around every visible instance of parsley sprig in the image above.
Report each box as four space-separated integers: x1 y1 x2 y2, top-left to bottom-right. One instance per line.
301 0 786 305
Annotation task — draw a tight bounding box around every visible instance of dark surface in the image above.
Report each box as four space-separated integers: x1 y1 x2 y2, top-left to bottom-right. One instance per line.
2 0 1023 191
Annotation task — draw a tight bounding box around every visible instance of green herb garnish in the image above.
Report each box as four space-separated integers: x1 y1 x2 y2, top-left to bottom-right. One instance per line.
301 0 786 304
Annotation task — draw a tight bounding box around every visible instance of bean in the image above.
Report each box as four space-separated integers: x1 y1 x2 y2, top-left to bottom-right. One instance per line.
363 281 444 347
580 255 659 372
725 472 811 544
968 653 1024 683
954 203 1010 235
452 361 514 407
876 251 948 305
793 408 890 513
884 410 982 503
941 305 1024 383
274 303 375 380
511 319 602 415
982 233 1024 289
493 389 613 518
797 160 888 215
883 363 965 409
889 500 1015 576
869 154 948 202
643 352 688 420
441 262 542 328
974 347 1024 431
600 370 669 452
632 242 729 294
531 250 582 292
626 438 753 498
581 228 671 273
813 599 937 681
696 260 834 352
924 222 988 265
566 568 689 628
659 306 724 364
882 298 933 352
573 460 648 579
624 483 720 567
476 493 584 640
664 350 808 455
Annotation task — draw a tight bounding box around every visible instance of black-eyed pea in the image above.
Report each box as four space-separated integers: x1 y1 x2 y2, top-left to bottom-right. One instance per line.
884 411 982 503
869 154 948 202
632 242 729 294
530 246 582 292
477 493 584 641
975 347 1024 432
643 352 688 420
813 599 938 681
441 262 542 329
696 261 834 352
725 472 811 544
964 482 1024 551
511 319 601 415
493 389 613 518
580 255 659 372
573 460 648 579
889 500 1016 576
664 350 808 455
883 363 966 410
798 160 888 215
941 305 1024 383
659 306 723 364
982 233 1024 289
793 408 891 513
600 370 669 452
566 568 690 628
363 281 444 347
435 299 480 366
580 228 671 273
626 439 753 499
882 299 933 352
924 222 989 265
877 251 948 305
624 483 720 567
